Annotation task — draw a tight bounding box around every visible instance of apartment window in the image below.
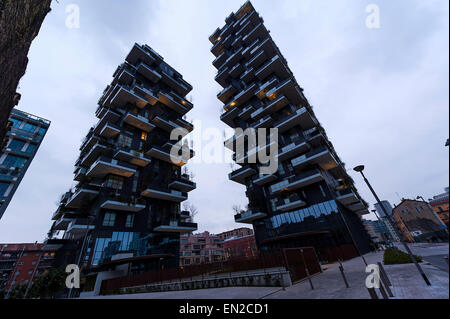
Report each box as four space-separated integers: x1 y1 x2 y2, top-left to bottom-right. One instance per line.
132 172 139 193
25 144 37 154
23 123 37 133
184 259 190 265
28 270 33 275
103 213 116 227
10 118 22 128
193 245 201 250
117 134 133 148
37 127 46 136
141 132 147 141
0 182 9 196
3 155 27 169
8 139 26 152
105 175 124 190
32 261 36 265
125 214 134 228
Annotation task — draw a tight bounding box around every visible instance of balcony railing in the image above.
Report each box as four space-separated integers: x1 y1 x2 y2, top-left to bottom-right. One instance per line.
234 210 267 224
86 155 136 179
141 186 188 202
154 220 198 234
270 169 324 194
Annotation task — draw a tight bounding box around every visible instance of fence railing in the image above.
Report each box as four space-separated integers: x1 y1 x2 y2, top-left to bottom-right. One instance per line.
100 251 285 294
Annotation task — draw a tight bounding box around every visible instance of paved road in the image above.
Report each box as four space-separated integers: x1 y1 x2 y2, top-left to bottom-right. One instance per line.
423 255 449 273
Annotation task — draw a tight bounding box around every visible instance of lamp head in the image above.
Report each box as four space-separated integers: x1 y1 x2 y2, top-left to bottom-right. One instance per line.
353 165 365 173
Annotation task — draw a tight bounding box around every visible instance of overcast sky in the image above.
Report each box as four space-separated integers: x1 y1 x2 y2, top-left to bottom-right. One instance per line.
0 0 448 243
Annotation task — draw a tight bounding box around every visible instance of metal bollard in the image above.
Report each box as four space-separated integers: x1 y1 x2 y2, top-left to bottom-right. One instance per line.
367 287 379 299
378 281 389 299
377 262 392 286
339 265 350 288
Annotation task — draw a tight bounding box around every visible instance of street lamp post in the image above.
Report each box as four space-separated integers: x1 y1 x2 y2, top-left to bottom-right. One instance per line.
353 165 431 286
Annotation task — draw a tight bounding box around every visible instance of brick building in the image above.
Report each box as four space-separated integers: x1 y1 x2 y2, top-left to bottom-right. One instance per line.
217 227 253 241
0 243 55 293
429 188 449 228
393 199 449 243
223 234 258 259
179 232 225 266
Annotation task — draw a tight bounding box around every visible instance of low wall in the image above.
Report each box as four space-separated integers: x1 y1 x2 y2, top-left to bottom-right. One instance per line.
102 267 292 296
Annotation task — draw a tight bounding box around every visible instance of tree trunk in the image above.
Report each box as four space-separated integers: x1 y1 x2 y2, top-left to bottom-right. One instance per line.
0 0 52 145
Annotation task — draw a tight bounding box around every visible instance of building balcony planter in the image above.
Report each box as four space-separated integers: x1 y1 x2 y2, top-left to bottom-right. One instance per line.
336 188 359 205
66 220 95 236
277 139 310 161
146 145 191 167
220 105 240 126
153 116 185 134
79 142 110 167
53 215 76 231
215 67 229 87
86 156 136 179
141 187 188 202
270 169 324 194
113 148 151 167
158 91 189 115
126 43 156 67
291 146 338 171
100 198 146 212
251 95 288 120
217 85 237 103
229 166 257 185
154 220 198 234
274 107 317 133
93 109 121 135
66 185 100 209
160 70 192 97
123 112 156 132
234 210 267 224
110 84 150 109
255 55 290 81
253 173 278 186
276 195 306 212
136 62 162 83
169 176 197 192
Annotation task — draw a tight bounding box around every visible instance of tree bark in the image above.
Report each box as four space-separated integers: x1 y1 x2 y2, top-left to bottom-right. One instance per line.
0 0 52 145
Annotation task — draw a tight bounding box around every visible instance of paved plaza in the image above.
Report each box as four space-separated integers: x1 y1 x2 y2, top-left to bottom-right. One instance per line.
84 243 449 299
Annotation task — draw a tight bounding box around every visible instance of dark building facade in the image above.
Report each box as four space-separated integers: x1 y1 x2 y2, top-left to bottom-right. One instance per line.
46 43 197 273
0 109 50 220
210 1 371 262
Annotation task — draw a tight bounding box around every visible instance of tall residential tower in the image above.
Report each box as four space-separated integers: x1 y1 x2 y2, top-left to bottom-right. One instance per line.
211 1 371 261
0 109 50 220
46 43 197 272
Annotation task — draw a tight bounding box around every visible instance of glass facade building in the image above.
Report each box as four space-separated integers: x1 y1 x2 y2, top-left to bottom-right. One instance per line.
46 43 197 271
210 1 371 262
0 109 50 220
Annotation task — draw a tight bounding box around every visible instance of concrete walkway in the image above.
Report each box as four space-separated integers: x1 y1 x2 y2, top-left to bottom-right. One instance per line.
84 243 449 299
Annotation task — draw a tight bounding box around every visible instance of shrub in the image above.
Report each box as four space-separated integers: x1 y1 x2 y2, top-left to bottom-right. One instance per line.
383 248 422 265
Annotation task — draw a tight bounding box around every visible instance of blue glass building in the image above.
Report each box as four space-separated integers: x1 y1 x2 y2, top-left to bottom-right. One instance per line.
0 109 50 220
